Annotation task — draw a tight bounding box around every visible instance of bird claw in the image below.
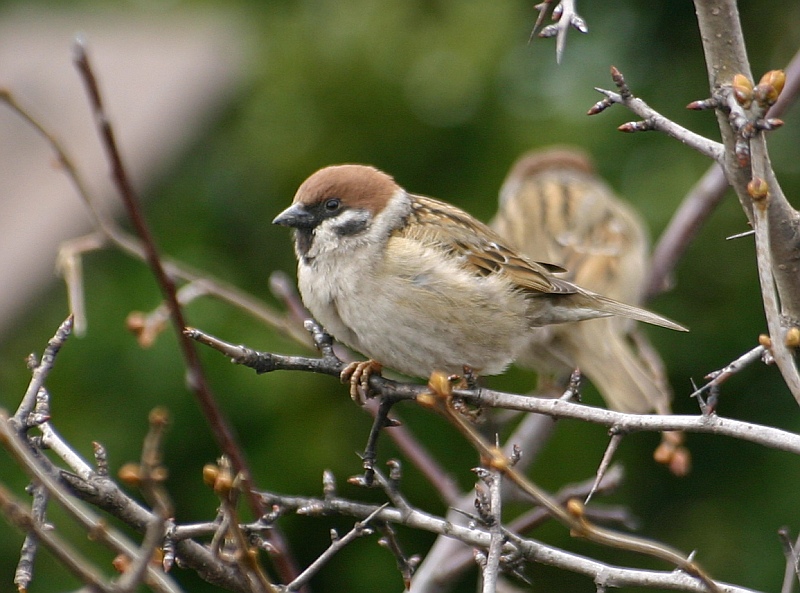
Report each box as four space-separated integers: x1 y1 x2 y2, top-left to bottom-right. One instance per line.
340 360 383 404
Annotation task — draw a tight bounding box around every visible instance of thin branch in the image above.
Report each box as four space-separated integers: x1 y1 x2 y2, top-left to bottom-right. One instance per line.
115 408 174 593
284 504 388 592
590 67 725 162
0 88 308 344
13 484 48 593
12 316 73 428
66 469 253 593
470 387 800 455
40 411 95 481
508 465 630 533
504 371 582 474
363 401 462 505
56 233 105 336
478 464 503 593
689 345 768 403
377 522 418 590
428 464 631 590
0 484 112 592
187 327 800 456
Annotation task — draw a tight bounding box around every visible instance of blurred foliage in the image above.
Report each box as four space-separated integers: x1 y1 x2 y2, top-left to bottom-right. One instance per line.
1 0 799 591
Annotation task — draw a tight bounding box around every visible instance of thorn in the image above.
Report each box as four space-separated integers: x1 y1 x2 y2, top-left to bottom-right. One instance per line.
725 229 755 240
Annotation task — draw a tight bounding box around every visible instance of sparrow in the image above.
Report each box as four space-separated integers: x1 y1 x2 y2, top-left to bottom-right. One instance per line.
490 147 672 414
273 164 686 400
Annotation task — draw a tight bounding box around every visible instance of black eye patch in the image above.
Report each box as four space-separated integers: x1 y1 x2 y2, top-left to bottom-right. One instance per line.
333 209 370 236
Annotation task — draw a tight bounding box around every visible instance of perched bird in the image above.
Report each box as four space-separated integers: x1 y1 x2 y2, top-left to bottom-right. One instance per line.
490 147 673 414
273 164 686 400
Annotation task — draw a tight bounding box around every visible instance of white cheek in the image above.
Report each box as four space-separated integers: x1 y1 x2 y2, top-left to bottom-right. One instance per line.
302 214 368 260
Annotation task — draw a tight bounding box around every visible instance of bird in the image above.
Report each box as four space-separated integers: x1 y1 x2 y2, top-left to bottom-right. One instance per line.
490 147 673 414
273 163 686 401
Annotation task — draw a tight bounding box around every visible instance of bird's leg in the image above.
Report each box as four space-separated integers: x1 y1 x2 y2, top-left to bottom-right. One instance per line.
462 365 479 390
360 396 400 486
340 359 383 404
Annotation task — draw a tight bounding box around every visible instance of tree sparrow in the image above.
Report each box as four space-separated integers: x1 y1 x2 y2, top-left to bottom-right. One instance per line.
490 147 672 414
273 164 686 400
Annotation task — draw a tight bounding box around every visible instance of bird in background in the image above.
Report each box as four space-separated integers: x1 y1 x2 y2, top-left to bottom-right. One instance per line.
491 147 690 473
490 146 675 415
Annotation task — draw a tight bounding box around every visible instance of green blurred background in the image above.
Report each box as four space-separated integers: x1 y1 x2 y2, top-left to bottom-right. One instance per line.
1 0 799 591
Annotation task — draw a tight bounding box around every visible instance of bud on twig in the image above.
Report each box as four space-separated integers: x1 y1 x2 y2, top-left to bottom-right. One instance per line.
732 73 753 108
754 69 786 107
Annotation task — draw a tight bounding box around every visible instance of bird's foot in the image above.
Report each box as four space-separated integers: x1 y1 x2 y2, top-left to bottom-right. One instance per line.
340 359 383 404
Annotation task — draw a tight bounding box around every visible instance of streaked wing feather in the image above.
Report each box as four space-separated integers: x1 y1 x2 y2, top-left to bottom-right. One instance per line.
399 195 576 295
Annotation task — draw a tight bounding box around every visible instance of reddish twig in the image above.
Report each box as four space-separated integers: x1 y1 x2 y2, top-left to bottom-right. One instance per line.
71 40 300 584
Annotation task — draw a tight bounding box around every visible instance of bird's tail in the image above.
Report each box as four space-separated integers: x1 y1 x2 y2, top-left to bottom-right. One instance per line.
581 290 688 332
568 320 673 414
528 289 688 332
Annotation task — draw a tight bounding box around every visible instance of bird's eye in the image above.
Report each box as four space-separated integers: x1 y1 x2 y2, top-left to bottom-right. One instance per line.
324 198 341 212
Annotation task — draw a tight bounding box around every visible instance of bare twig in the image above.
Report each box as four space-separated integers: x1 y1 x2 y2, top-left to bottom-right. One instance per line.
508 465 630 533
115 408 174 592
690 345 768 404
590 67 725 162
377 522 419 589
284 504 388 592
0 88 310 347
187 327 800 455
0 484 112 592
68 466 253 593
476 463 503 593
437 464 631 589
12 316 73 427
13 484 48 592
56 233 105 336
504 371 582 474
400 378 581 592
363 401 462 505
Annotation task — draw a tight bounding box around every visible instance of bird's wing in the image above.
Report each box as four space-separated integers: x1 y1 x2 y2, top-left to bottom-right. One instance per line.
398 194 576 295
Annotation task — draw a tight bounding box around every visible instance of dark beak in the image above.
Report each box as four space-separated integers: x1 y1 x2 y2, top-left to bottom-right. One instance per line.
273 203 315 229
